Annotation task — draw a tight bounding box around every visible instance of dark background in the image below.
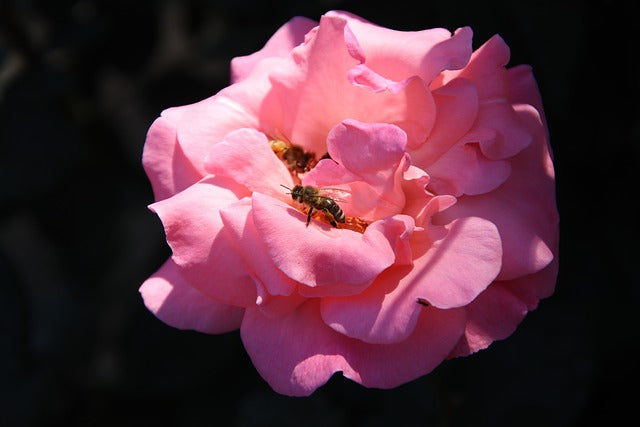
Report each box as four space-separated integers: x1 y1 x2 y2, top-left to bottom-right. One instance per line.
1 0 637 426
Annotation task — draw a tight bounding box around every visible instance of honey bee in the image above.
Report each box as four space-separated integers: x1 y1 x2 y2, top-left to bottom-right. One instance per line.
270 139 319 176
281 185 346 228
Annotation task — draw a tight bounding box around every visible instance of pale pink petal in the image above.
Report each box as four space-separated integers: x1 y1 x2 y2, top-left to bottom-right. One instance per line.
140 258 244 334
507 64 549 134
142 113 202 202
230 16 317 83
448 282 528 357
409 78 478 168
251 192 396 294
150 177 256 307
450 257 558 357
241 299 466 396
204 128 293 200
219 199 298 297
260 15 436 153
427 128 512 196
505 256 559 311
435 104 558 280
437 34 510 99
410 217 502 308
326 120 406 179
319 266 422 344
474 100 532 159
320 216 500 344
176 56 287 174
401 167 458 227
327 11 472 84
254 279 307 319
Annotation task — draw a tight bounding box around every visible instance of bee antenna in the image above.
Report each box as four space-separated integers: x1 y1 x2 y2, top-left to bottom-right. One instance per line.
280 184 292 193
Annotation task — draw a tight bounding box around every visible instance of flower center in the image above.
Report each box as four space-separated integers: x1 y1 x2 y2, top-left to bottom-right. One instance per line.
270 137 369 233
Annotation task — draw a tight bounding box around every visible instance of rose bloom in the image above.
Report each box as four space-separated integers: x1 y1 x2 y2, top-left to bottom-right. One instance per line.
140 11 559 396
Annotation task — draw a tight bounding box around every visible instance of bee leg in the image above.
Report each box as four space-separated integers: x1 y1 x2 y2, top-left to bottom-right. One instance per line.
325 212 338 228
306 207 314 227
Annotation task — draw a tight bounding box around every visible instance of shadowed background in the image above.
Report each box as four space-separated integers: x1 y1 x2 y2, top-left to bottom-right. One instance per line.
1 0 637 426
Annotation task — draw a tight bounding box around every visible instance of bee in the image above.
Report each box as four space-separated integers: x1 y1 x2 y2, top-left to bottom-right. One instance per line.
269 139 319 176
281 185 346 228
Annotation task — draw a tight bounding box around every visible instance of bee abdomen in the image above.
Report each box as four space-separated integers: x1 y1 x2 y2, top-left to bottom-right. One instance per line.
332 206 346 223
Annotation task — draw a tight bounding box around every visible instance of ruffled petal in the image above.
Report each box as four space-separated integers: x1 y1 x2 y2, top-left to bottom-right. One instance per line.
318 214 500 344
437 34 510 100
448 282 528 357
140 258 244 334
142 111 202 202
230 16 317 83
326 120 406 179
260 15 437 153
474 100 532 160
304 120 408 221
220 199 298 297
426 128 512 196
409 78 478 169
241 299 466 396
150 177 256 307
435 104 558 280
319 266 421 345
204 128 293 200
176 56 288 174
409 217 502 309
251 192 397 294
327 11 472 84
450 257 558 357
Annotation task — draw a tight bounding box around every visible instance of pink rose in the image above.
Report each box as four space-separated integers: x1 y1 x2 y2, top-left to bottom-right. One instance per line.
140 11 559 396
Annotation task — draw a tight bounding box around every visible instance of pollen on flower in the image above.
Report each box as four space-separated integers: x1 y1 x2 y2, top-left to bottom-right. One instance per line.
338 216 369 233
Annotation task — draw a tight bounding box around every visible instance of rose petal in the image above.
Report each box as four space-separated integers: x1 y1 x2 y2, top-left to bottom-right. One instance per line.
230 16 317 83
252 279 307 319
143 112 202 202
220 199 298 297
260 15 437 153
507 64 549 132
204 128 293 200
435 104 558 280
140 258 244 334
437 34 510 100
320 215 500 344
410 217 502 308
326 120 407 178
505 256 559 311
251 192 396 294
150 177 256 307
450 256 558 357
304 120 408 221
448 282 528 357
427 128 512 196
176 56 288 174
409 77 478 168
241 299 466 396
474 100 532 159
319 266 421 345
328 11 472 84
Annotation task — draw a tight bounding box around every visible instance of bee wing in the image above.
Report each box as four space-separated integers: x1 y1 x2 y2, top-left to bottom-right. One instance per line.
318 187 351 203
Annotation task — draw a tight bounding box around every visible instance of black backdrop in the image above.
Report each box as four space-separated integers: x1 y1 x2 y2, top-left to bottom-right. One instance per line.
1 1 637 426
